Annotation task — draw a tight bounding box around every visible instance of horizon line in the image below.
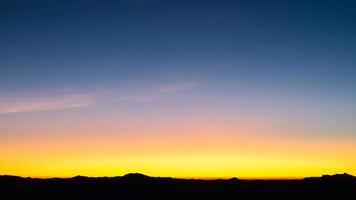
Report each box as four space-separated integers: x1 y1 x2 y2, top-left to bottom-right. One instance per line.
2 172 353 181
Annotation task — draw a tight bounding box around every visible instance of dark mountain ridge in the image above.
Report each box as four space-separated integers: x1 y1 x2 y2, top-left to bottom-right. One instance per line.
1 173 355 199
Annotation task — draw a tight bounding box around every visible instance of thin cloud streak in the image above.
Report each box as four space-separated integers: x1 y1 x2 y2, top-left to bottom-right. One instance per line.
158 82 200 93
0 93 96 114
0 82 201 114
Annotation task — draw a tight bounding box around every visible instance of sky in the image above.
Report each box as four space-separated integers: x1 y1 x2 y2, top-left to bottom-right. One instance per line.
0 0 356 178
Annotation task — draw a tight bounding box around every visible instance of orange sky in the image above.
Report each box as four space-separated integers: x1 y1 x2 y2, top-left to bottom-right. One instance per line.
1 121 355 178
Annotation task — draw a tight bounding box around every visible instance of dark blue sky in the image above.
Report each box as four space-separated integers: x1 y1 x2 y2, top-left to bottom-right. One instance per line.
1 0 356 92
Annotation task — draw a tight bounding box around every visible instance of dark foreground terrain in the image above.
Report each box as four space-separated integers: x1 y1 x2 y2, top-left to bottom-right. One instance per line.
1 173 355 199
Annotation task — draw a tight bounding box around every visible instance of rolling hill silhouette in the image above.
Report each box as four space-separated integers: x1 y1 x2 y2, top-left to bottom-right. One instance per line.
1 173 355 199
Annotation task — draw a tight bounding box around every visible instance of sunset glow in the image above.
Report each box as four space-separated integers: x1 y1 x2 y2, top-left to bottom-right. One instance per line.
1 0 356 179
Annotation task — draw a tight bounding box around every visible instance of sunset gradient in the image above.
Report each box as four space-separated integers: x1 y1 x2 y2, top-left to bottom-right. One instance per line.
1 0 356 179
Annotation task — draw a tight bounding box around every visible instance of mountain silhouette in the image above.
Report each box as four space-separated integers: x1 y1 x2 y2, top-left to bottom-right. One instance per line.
1 173 355 199
122 173 151 180
304 173 356 181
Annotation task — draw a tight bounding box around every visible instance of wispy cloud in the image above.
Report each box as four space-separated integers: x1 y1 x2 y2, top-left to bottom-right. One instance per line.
113 94 160 102
0 93 96 114
0 82 201 114
158 82 200 93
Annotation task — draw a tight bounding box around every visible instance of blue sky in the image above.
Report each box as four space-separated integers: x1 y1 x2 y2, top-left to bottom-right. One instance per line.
0 0 356 154
1 0 355 90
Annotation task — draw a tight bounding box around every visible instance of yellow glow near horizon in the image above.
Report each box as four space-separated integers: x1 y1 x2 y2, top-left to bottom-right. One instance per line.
1 130 355 178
